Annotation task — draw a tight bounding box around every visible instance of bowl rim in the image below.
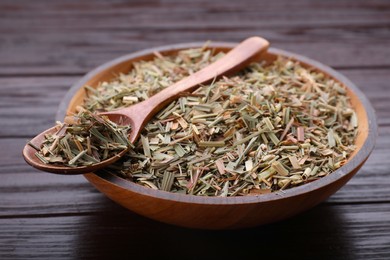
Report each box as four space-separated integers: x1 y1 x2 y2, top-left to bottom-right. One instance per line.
57 41 377 205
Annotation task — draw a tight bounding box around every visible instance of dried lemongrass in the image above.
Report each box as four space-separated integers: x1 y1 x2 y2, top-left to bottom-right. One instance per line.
32 111 131 167
82 46 358 196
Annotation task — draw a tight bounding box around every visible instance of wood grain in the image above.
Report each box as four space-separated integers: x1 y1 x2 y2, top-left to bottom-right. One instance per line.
0 69 388 137
1 203 389 259
0 0 389 75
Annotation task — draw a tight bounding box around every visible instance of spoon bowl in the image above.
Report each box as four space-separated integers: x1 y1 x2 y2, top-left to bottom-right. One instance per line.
23 37 270 174
23 126 130 174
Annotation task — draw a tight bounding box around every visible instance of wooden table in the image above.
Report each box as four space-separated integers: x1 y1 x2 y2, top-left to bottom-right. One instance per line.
1 0 389 258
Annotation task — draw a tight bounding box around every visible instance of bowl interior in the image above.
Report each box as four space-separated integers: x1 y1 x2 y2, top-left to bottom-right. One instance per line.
65 44 371 166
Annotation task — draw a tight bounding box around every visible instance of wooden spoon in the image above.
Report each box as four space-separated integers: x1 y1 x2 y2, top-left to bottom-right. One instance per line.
23 36 269 174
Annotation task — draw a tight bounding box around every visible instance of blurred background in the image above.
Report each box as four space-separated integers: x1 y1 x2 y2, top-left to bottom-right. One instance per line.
2 0 389 76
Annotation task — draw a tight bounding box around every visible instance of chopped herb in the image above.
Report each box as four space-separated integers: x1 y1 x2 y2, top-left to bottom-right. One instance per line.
34 111 131 167
78 46 357 196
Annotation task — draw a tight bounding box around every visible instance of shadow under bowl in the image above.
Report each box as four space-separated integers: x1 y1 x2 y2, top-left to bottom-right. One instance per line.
57 42 377 230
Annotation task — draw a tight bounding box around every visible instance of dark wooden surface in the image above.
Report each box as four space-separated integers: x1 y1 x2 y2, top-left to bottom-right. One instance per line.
1 0 389 259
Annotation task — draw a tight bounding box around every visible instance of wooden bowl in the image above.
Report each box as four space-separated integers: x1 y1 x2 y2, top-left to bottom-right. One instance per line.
57 42 377 229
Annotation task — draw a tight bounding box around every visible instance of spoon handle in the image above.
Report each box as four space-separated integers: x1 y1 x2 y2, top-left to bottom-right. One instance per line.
142 37 268 116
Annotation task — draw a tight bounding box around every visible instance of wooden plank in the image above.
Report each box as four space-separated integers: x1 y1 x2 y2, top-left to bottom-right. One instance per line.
0 68 389 136
343 69 390 126
0 203 389 258
0 0 389 74
0 76 78 136
1 0 389 26
0 67 388 212
1 30 389 75
1 7 389 32
1 125 389 216
0 171 118 216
